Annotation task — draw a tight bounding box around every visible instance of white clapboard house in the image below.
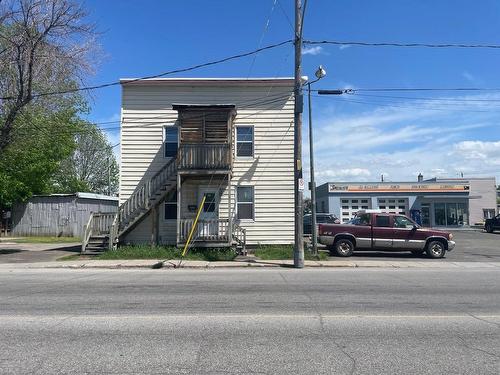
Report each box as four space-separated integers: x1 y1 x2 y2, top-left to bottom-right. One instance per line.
82 78 295 253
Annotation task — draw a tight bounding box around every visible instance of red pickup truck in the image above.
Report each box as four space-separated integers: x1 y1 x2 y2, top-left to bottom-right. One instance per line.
318 212 455 258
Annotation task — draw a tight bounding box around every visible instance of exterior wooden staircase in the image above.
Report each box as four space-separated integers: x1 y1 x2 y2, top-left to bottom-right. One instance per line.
81 159 177 254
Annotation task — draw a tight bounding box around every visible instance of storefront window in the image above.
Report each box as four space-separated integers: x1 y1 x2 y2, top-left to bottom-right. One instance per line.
434 202 468 226
457 203 468 225
434 203 446 226
446 204 458 226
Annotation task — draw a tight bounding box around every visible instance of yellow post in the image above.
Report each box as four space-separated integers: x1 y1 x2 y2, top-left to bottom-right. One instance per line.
181 196 206 257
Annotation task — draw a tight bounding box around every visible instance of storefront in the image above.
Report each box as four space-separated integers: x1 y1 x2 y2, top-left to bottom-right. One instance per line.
316 177 497 227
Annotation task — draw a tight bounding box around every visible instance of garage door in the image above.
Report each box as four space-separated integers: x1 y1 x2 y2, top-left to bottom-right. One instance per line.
340 198 371 223
377 198 408 216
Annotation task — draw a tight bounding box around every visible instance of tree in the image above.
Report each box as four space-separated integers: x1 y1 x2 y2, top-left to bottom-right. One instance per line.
52 121 119 195
0 0 97 153
0 100 80 207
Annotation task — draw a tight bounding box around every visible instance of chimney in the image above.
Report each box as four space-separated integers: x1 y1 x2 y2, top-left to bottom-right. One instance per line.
381 174 384 182
418 173 423 182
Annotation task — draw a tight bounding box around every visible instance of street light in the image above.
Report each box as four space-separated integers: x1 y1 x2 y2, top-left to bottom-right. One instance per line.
307 65 326 256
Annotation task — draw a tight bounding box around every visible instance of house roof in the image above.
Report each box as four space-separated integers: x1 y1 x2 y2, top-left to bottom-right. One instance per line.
172 103 236 110
119 77 294 87
31 192 119 201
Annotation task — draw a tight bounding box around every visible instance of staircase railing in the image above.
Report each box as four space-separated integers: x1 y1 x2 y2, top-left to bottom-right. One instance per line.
82 212 116 253
232 222 247 255
111 157 178 242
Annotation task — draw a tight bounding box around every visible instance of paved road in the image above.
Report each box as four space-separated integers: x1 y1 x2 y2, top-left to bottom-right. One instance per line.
1 268 499 374
327 230 500 262
0 242 80 263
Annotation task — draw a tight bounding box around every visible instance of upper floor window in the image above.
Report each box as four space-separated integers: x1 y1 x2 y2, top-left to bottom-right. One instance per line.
236 126 253 157
164 126 178 158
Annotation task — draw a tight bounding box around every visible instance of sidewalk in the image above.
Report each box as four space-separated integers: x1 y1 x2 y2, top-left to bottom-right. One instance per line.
1 259 499 270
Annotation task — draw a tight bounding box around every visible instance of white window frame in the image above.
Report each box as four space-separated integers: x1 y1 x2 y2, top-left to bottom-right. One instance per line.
235 125 254 159
163 124 179 159
236 185 255 221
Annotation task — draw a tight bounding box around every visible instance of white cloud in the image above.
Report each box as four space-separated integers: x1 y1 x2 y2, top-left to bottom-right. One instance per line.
339 44 351 50
302 46 324 55
302 92 500 187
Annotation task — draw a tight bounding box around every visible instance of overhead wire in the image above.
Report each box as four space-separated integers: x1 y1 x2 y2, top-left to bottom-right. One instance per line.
0 39 293 101
303 39 500 49
247 0 278 78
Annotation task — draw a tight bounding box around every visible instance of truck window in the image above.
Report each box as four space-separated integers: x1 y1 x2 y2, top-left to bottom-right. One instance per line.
375 215 390 227
351 214 370 226
393 216 414 228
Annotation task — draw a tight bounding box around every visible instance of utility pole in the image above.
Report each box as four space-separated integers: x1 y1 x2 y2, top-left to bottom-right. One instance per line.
293 0 304 268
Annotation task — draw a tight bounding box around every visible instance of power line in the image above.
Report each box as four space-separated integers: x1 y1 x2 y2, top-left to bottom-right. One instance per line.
345 87 500 92
315 94 500 113
247 0 278 78
0 40 293 101
349 93 500 103
303 39 500 49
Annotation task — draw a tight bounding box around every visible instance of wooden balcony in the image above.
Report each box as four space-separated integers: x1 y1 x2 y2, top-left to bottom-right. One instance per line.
177 144 232 173
178 218 231 245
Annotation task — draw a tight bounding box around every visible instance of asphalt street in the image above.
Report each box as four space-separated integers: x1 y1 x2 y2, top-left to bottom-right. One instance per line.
1 268 499 374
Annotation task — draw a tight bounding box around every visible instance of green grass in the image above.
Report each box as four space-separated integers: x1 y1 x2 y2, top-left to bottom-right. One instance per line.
254 245 329 261
9 236 80 244
95 245 238 261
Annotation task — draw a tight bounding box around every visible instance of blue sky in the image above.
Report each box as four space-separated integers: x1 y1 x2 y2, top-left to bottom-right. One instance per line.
84 0 500 185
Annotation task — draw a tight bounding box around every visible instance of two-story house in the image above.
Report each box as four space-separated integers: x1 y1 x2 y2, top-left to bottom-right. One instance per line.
82 78 295 253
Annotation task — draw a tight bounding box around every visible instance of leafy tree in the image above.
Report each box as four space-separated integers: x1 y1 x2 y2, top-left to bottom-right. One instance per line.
0 102 80 207
52 122 119 195
303 197 312 215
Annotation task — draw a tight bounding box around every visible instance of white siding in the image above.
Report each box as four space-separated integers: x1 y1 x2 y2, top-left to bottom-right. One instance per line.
120 79 294 245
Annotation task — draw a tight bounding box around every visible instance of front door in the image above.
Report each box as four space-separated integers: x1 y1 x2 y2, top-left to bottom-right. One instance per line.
197 188 219 238
392 215 426 250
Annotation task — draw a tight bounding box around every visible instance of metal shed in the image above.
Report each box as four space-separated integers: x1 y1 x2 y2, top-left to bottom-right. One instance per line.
11 193 118 238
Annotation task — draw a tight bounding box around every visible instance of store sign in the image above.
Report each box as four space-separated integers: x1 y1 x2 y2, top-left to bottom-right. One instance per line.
328 183 470 193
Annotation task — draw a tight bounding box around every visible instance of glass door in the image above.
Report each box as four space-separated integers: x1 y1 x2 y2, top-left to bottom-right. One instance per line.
446 204 458 226
421 204 431 227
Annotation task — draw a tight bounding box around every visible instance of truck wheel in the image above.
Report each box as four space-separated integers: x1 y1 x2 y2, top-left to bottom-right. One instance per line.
426 240 445 259
485 224 493 233
335 239 354 257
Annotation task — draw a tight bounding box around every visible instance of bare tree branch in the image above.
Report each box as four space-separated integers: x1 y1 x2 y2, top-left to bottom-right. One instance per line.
0 0 97 153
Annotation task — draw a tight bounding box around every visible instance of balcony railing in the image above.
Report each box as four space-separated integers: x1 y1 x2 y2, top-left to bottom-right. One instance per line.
178 144 231 171
179 218 230 243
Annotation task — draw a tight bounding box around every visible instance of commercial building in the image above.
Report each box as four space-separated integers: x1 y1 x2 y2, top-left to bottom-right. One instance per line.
316 176 497 227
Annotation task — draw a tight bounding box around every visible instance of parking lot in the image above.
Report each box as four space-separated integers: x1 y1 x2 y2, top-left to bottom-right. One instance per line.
325 229 500 262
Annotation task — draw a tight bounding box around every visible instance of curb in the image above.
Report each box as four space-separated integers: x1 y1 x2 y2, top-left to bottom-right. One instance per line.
1 260 500 270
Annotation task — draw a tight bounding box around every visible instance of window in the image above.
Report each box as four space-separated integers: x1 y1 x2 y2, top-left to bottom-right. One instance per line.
342 206 349 209
361 200 368 204
342 200 349 203
164 190 177 220
164 126 178 158
236 126 253 157
351 200 358 203
237 186 254 219
203 192 216 213
351 214 370 226
352 206 358 210
393 216 414 229
375 215 390 227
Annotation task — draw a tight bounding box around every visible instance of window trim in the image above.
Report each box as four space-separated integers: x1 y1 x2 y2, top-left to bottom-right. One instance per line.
163 124 179 158
235 125 254 159
236 185 255 221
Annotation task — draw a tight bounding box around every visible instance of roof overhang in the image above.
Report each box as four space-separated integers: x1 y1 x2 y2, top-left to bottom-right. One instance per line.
119 77 294 87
